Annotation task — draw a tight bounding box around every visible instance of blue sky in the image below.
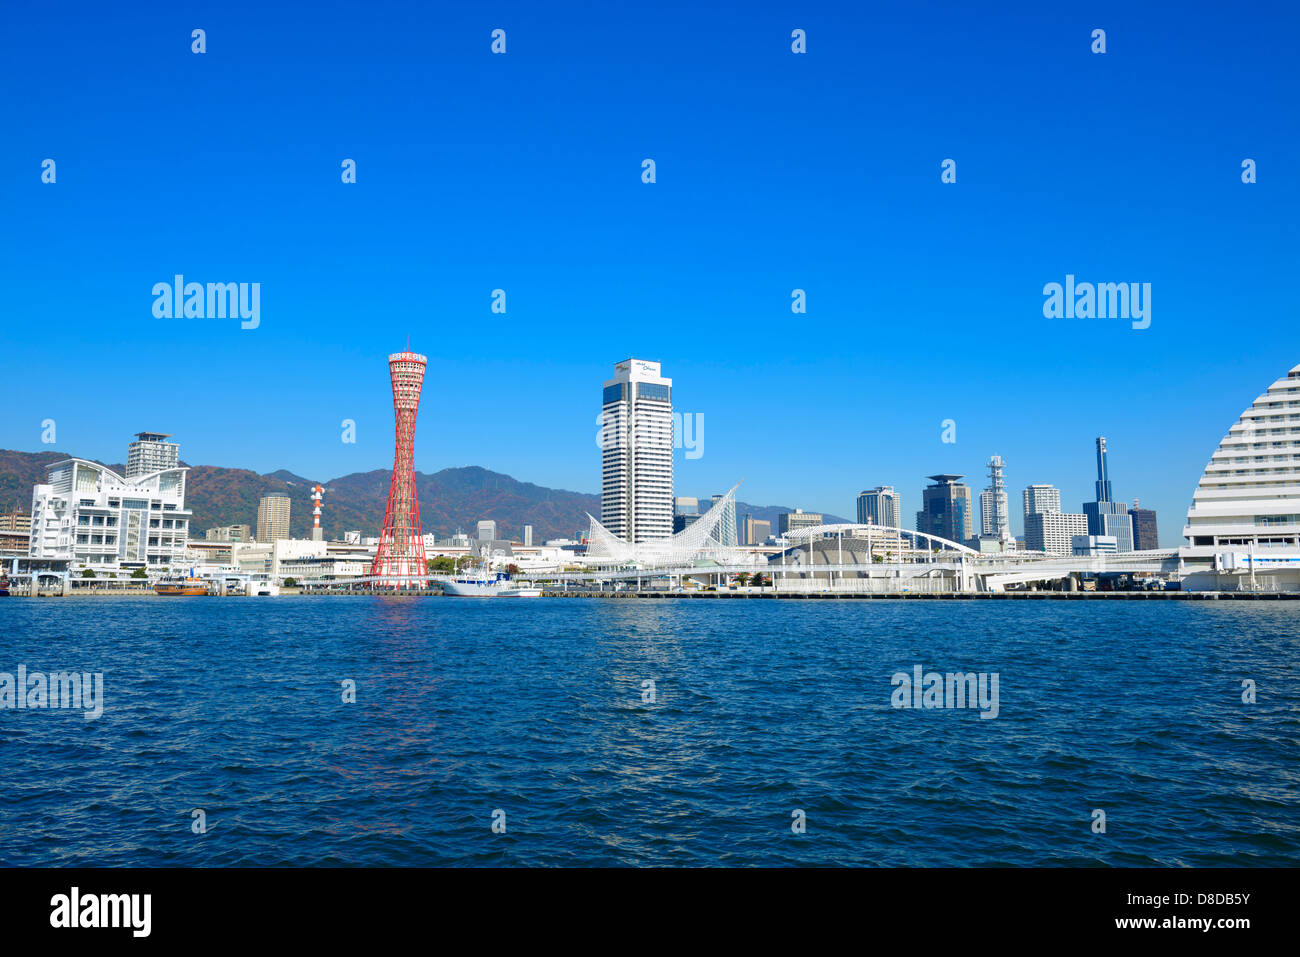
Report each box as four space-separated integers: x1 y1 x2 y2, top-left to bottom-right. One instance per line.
2 1 1297 546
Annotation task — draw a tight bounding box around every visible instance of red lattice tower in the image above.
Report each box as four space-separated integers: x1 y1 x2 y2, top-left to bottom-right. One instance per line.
371 351 428 586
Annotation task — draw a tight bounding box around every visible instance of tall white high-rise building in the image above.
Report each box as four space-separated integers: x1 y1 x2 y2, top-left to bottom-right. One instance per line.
981 455 1011 542
522 524 533 547
1023 484 1062 518
599 359 674 543
125 431 180 479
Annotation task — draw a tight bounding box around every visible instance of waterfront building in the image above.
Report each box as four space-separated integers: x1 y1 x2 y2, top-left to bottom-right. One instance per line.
125 431 179 479
711 493 738 547
205 524 251 543
856 486 900 528
916 475 972 545
1181 362 1300 590
778 509 823 537
600 358 674 543
1024 511 1089 556
28 439 192 568
1129 506 1159 551
1083 437 1133 552
257 495 291 543
476 519 497 542
1023 484 1061 518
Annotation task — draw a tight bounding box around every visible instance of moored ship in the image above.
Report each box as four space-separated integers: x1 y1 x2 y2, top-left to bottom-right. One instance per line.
441 571 541 598
153 572 208 596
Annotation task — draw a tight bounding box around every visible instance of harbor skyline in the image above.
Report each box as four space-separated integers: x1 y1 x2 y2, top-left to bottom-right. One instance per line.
2 3 1296 542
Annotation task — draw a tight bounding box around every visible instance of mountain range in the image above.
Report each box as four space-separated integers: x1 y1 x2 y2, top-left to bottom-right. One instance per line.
0 449 847 543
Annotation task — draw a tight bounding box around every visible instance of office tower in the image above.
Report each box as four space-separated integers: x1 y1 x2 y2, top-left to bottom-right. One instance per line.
778 509 823 537
916 474 973 544
1083 436 1132 552
1129 507 1159 550
1023 484 1061 518
711 493 738 547
523 524 534 547
672 497 699 534
371 350 429 584
743 517 772 545
600 358 674 543
857 486 900 528
1024 512 1089 555
125 431 180 479
477 519 498 542
257 494 291 543
1095 436 1113 502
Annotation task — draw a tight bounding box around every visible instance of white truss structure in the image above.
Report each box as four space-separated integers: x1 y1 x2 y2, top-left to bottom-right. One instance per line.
586 482 758 567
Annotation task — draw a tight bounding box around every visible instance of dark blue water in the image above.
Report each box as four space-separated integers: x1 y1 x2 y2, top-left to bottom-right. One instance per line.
1 597 1297 866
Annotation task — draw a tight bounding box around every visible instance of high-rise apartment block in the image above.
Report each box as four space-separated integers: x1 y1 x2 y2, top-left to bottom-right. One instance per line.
257 494 291 543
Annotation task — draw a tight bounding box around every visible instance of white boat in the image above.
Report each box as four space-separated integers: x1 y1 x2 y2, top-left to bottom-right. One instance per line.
441 572 541 598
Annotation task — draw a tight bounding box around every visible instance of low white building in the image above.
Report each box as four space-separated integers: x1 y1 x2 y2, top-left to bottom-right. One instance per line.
29 457 192 569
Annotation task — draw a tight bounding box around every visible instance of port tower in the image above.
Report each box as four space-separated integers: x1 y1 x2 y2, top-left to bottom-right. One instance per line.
371 351 429 585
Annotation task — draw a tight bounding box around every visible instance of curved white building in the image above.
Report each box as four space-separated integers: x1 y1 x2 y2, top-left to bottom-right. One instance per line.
1181 362 1300 590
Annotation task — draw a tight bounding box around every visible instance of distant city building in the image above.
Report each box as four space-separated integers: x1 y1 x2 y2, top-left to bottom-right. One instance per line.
522 524 534 547
1024 511 1089 556
857 486 900 528
710 493 738 547
29 434 191 567
778 509 823 537
741 516 771 546
257 495 291 543
600 358 674 543
1129 507 1159 551
476 519 497 542
1072 534 1118 556
125 431 179 479
980 456 1011 542
205 524 251 543
1083 437 1133 552
916 474 972 545
344 530 362 544
0 510 32 554
1023 484 1061 518
673 496 700 534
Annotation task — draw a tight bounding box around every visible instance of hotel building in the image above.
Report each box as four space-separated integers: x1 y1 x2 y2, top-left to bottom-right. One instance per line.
1182 362 1300 590
28 438 192 568
600 358 674 543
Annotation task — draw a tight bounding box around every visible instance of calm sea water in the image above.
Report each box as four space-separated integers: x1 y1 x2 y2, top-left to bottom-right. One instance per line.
0 596 1297 867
